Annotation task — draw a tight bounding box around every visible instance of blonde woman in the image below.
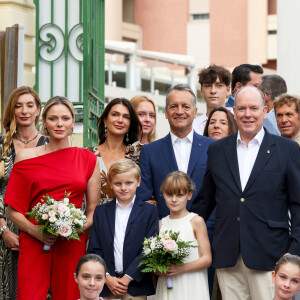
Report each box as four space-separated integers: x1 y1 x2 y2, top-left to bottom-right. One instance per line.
0 86 47 300
5 96 100 300
130 96 156 144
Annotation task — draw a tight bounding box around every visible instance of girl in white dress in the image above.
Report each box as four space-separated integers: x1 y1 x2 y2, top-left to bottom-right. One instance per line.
155 171 211 300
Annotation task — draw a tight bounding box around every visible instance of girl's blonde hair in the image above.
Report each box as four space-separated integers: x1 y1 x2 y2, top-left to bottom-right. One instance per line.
160 171 195 196
41 96 75 136
130 95 156 143
275 255 300 274
1 86 41 159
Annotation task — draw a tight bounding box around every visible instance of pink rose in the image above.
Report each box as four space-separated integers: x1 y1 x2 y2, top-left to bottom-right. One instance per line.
42 214 48 220
58 224 72 237
163 240 178 252
57 203 67 213
48 211 56 217
49 216 56 223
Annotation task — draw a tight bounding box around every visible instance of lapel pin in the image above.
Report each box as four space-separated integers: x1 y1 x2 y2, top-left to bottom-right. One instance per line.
199 144 201 146
267 150 270 154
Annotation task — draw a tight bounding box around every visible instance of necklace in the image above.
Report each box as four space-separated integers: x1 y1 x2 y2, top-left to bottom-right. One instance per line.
15 132 39 147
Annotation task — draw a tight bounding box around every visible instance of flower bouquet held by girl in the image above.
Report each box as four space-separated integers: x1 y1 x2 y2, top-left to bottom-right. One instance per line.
138 229 196 289
27 192 86 251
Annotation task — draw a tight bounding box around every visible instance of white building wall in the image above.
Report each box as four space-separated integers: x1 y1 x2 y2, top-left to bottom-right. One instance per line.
187 20 210 69
277 0 300 95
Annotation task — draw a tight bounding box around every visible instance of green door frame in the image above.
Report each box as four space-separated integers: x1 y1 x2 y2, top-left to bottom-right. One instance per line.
34 0 105 147
83 0 105 147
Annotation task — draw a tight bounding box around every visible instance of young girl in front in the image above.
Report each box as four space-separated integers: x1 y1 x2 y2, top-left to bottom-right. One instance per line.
272 255 300 300
75 254 106 300
155 171 211 300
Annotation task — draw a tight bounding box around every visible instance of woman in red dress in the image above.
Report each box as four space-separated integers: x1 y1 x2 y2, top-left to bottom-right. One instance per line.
4 96 100 300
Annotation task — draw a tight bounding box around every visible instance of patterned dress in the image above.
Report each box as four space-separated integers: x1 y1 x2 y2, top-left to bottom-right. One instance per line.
87 141 142 204
0 136 48 300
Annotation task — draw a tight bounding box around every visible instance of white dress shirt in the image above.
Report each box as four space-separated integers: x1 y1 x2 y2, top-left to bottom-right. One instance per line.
193 114 208 135
237 128 265 191
170 130 193 173
114 196 135 273
193 107 234 135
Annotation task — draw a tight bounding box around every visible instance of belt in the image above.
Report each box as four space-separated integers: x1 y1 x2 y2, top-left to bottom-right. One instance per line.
115 271 124 278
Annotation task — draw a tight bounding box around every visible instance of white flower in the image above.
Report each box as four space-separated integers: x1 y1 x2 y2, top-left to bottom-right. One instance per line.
49 216 57 223
42 214 48 220
74 218 79 225
143 247 151 256
150 240 156 250
63 198 69 205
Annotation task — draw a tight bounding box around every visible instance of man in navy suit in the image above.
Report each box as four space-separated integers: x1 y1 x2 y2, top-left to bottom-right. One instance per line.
191 86 300 300
88 159 158 299
137 84 214 219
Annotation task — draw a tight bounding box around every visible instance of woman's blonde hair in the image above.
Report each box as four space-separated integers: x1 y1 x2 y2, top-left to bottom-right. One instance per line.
41 96 75 136
130 96 156 143
160 171 195 196
2 86 41 159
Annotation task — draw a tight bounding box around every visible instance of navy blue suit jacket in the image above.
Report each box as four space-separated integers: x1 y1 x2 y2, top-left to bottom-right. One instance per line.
137 131 214 219
191 130 300 270
88 199 159 297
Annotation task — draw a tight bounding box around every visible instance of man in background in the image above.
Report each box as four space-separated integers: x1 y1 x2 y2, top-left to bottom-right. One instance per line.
260 75 287 135
275 94 300 144
193 65 232 135
226 64 263 107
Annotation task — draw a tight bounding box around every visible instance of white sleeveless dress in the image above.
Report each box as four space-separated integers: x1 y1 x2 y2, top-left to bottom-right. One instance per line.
155 213 210 300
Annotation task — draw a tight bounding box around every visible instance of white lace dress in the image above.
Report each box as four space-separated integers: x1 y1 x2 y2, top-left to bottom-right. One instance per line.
155 213 210 300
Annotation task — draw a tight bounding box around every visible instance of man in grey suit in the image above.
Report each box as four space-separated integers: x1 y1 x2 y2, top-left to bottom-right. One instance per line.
260 74 287 135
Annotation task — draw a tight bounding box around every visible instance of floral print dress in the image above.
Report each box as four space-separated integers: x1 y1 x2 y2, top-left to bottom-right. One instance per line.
87 141 142 204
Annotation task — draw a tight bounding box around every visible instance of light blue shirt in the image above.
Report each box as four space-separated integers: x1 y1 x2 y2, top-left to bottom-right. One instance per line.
263 109 281 136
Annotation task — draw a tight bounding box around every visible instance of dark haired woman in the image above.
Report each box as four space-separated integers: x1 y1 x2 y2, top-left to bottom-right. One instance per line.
88 98 142 204
203 107 237 140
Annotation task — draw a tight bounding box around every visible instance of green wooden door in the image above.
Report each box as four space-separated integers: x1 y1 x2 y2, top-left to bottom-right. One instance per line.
34 0 105 147
83 0 105 147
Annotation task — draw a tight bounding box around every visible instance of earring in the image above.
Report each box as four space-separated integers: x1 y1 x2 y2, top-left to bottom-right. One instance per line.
104 125 107 138
126 132 129 143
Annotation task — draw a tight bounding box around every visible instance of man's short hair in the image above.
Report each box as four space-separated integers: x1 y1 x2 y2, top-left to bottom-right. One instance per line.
235 86 265 106
274 94 300 118
260 75 287 101
231 64 263 92
166 84 197 108
108 158 141 182
198 64 231 87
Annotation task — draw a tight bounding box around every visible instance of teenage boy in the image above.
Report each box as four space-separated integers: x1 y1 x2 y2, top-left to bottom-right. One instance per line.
88 158 159 299
193 65 232 135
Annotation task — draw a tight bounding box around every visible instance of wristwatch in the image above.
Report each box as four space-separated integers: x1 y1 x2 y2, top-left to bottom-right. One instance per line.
0 225 8 235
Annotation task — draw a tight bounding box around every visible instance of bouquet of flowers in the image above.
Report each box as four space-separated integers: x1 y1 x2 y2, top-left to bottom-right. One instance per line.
26 192 87 252
138 230 197 289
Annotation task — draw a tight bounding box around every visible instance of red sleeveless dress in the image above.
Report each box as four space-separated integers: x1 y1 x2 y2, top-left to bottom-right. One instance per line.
5 147 97 300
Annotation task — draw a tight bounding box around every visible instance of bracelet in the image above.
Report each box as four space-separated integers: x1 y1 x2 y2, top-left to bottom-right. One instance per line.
0 225 8 235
